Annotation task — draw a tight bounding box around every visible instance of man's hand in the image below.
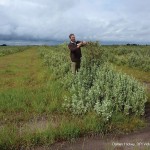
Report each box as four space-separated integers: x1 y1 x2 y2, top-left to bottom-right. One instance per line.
82 41 87 45
77 41 88 48
77 42 83 48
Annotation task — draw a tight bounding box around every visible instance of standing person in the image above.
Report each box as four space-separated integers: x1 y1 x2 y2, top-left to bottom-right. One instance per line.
68 34 87 74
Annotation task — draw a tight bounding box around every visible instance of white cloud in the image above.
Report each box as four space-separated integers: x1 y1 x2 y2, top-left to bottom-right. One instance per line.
0 0 150 43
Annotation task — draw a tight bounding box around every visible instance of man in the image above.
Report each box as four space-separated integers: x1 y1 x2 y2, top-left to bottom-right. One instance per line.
68 34 87 74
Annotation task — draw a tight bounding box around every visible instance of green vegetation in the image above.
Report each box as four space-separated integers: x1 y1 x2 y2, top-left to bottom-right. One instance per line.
102 45 150 71
0 46 30 56
0 44 149 149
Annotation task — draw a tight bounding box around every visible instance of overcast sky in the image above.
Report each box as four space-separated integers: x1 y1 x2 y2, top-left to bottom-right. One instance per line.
0 0 150 43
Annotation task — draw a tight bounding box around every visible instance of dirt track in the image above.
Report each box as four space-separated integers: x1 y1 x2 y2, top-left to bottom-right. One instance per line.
37 122 150 150
49 111 150 150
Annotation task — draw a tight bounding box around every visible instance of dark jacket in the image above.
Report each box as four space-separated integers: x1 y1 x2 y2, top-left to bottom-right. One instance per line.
68 41 82 62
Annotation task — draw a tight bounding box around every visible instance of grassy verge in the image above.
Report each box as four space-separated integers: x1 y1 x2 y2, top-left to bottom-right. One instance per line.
0 46 30 56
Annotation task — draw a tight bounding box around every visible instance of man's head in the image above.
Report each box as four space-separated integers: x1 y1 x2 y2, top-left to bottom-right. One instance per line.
69 34 76 42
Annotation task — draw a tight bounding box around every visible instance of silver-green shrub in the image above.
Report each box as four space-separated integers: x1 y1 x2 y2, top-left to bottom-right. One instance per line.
38 43 148 121
63 52 147 121
64 61 147 120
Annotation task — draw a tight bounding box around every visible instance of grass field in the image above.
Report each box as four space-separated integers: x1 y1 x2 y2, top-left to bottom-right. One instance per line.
0 44 149 149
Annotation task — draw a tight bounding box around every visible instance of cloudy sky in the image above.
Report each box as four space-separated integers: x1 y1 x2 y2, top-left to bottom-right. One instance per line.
0 0 150 43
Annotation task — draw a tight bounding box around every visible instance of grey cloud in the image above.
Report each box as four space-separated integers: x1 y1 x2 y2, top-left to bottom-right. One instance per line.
0 0 150 43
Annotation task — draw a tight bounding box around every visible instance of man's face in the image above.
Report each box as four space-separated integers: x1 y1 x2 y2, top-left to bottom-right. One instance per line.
70 35 76 42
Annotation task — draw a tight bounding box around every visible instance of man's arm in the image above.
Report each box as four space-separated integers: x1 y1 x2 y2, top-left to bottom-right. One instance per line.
68 43 82 52
77 41 87 47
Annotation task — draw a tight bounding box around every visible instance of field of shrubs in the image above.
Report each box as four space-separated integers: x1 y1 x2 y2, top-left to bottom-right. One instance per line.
39 43 148 121
0 43 149 149
102 45 150 71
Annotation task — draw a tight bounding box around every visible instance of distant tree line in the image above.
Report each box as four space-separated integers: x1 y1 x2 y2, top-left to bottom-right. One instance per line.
126 43 139 46
0 44 7 46
126 43 149 46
